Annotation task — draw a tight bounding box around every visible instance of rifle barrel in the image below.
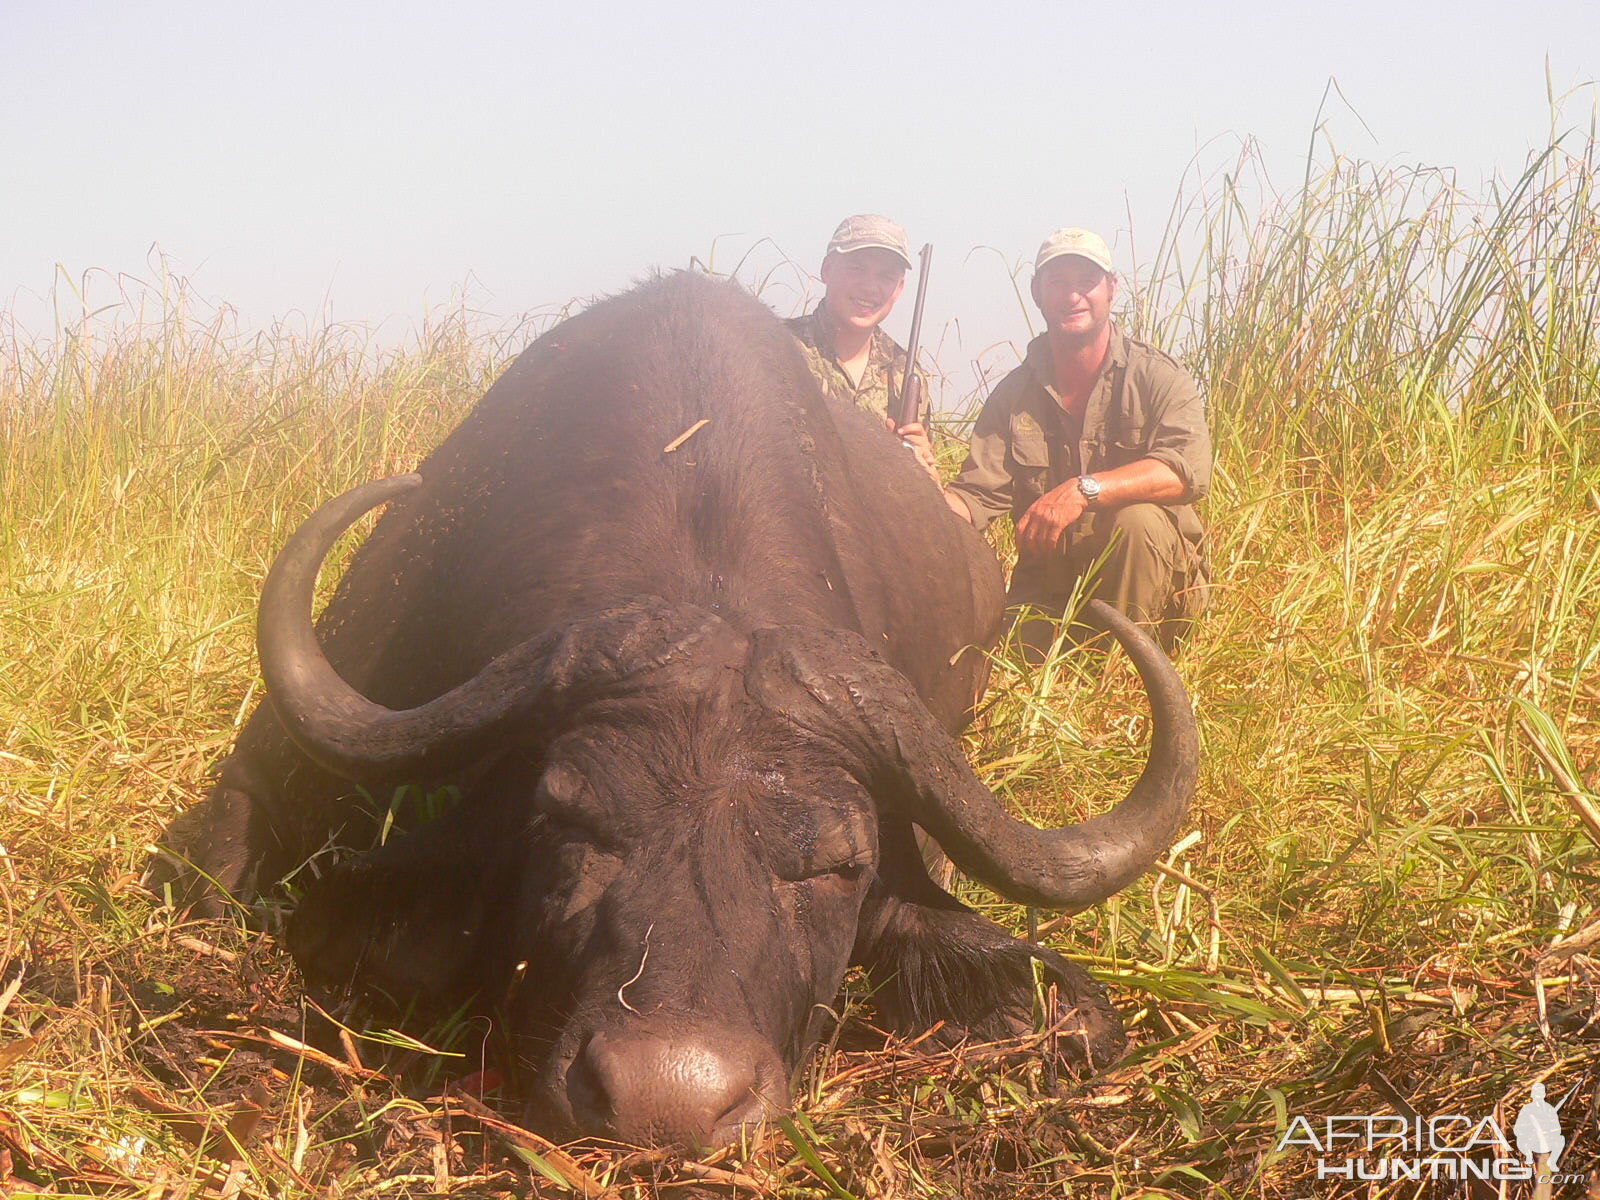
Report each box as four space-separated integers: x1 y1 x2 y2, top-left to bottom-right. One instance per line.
897 243 934 428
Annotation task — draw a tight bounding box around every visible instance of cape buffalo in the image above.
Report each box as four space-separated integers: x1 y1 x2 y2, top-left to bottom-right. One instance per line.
153 272 1196 1148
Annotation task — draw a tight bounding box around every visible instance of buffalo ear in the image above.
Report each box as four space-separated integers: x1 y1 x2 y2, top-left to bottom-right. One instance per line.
853 888 1127 1070
288 795 531 1009
854 816 1126 1069
143 780 284 918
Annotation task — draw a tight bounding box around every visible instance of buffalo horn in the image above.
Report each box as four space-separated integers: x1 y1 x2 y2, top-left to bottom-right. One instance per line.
745 600 1197 909
258 474 726 780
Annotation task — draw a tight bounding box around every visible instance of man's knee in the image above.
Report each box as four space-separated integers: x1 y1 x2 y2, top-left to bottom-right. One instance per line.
1078 504 1181 589
1071 504 1187 632
1099 503 1181 562
1009 505 1205 656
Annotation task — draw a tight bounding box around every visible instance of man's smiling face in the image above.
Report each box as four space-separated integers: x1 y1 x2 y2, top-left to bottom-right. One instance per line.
1032 255 1118 341
819 248 907 334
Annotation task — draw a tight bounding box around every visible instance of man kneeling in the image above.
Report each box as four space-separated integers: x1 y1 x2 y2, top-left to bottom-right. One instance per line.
941 228 1212 654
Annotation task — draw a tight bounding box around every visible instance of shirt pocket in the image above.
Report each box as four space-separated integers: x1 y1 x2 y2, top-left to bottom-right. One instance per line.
1103 379 1152 437
1006 417 1053 502
1103 436 1149 470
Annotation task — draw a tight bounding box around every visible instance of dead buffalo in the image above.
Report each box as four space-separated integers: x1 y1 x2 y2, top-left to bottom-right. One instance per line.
153 271 1196 1148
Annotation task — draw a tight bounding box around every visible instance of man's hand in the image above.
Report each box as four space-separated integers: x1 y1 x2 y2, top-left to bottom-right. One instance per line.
887 418 941 486
1015 480 1088 557
944 489 976 522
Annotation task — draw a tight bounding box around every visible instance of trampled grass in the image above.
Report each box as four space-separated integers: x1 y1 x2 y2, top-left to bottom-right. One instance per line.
3 127 1599 1198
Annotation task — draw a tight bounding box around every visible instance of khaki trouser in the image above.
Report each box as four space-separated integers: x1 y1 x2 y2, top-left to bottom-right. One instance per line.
1007 502 1208 659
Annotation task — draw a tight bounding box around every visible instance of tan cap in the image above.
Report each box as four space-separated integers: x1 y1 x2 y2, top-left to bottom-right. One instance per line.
826 214 913 268
1034 227 1115 274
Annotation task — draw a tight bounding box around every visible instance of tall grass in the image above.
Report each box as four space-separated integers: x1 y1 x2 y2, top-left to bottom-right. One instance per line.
2 127 1599 1197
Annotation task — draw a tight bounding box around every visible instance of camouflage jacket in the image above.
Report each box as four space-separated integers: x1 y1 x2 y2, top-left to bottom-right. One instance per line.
785 306 926 423
946 325 1211 548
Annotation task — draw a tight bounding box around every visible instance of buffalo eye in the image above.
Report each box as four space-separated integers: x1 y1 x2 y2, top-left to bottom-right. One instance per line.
822 858 870 885
534 762 616 846
779 823 876 885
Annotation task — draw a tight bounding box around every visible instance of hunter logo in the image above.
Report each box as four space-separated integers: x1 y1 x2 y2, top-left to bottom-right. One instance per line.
1277 1085 1584 1184
1514 1083 1567 1168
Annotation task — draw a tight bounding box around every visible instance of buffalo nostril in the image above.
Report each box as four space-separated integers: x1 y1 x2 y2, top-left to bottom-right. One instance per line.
713 1090 768 1134
569 1029 776 1148
564 1037 613 1123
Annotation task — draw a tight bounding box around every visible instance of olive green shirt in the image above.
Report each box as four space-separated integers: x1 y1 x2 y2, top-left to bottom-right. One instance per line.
785 306 924 422
946 325 1211 548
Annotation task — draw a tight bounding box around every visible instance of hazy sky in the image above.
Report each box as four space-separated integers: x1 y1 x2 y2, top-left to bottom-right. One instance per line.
5 1 1597 407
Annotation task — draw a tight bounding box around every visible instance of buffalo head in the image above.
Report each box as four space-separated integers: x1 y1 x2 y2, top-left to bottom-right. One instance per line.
253 473 1197 1148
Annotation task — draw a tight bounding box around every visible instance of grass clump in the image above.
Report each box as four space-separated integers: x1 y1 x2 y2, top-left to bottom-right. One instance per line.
3 124 1600 1197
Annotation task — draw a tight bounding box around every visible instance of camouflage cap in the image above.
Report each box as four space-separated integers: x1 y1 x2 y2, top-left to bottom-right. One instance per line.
1034 228 1115 275
825 214 913 268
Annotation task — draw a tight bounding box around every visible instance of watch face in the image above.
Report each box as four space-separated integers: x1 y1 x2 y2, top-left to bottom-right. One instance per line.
1079 476 1101 500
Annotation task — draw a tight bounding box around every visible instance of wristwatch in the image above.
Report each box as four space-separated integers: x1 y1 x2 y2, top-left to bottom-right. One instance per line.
1076 475 1103 506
